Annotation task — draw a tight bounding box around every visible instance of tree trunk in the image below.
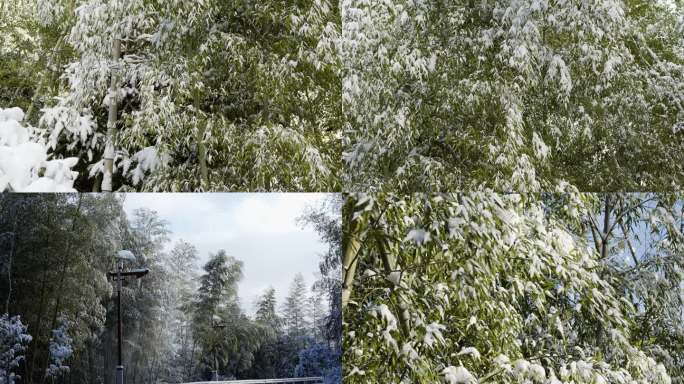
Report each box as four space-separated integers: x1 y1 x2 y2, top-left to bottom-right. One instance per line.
194 91 209 190
40 197 82 383
28 204 54 383
600 194 612 261
87 340 96 384
376 235 410 337
102 38 121 192
4 214 17 313
341 201 363 309
188 338 197 380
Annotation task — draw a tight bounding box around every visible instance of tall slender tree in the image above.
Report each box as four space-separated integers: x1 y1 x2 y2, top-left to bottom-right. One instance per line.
282 273 309 340
255 287 280 333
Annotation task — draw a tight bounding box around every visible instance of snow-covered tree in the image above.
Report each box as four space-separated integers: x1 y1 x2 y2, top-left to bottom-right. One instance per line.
0 314 32 384
307 289 325 342
343 0 684 191
192 250 268 379
282 273 310 339
27 0 341 191
45 317 73 379
166 240 199 313
299 195 343 348
343 193 675 383
256 287 281 332
295 342 340 383
582 194 684 382
0 107 77 191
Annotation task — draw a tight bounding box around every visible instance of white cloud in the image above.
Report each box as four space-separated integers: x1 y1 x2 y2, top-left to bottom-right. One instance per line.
229 194 318 235
122 193 216 221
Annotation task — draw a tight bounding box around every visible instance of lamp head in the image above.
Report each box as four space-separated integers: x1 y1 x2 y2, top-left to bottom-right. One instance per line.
116 250 136 261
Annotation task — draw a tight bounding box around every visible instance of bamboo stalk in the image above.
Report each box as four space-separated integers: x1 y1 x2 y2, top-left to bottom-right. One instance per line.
102 38 121 192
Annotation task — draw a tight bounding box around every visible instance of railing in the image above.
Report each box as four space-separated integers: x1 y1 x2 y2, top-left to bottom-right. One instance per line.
183 377 324 384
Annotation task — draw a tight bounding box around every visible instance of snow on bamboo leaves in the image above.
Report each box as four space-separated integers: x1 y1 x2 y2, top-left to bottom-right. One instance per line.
342 0 684 191
342 193 675 384
0 107 78 192
30 0 341 191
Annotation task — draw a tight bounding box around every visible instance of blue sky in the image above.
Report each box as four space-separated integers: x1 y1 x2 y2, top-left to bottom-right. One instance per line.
122 193 333 314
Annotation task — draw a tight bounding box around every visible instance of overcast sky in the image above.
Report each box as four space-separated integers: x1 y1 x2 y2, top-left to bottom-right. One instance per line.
122 193 333 315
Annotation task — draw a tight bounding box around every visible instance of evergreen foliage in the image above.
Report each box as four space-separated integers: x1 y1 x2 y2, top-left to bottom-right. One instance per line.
343 0 684 191
342 193 684 383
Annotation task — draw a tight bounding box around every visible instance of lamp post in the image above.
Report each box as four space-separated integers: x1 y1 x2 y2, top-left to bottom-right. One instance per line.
108 250 149 384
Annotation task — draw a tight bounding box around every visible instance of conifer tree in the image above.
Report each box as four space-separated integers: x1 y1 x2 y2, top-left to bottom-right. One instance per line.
255 287 280 333
282 273 310 339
